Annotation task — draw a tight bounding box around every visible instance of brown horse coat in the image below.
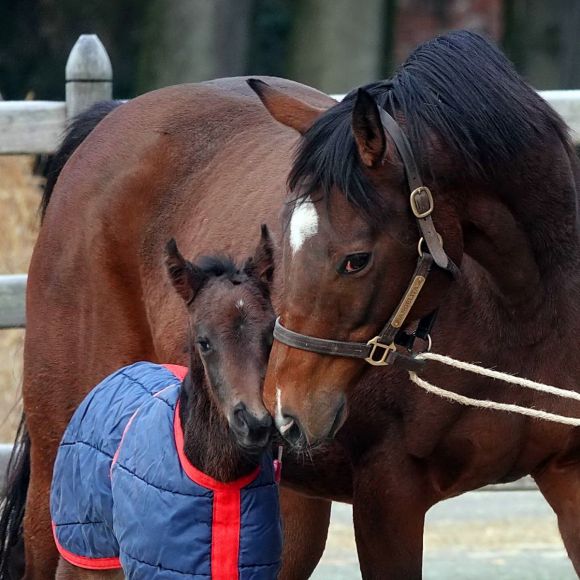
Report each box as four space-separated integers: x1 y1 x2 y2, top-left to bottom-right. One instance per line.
21 77 335 579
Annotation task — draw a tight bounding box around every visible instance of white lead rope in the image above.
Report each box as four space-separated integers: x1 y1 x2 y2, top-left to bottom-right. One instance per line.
408 351 580 427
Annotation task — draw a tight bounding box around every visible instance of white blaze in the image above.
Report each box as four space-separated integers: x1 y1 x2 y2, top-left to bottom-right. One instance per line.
289 197 318 255
275 386 294 435
275 387 283 423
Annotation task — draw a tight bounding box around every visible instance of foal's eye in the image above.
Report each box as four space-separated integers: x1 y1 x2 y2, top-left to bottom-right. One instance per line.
337 253 372 275
197 338 212 354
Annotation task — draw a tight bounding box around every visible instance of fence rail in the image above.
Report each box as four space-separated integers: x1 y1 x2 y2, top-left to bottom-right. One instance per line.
1 90 579 157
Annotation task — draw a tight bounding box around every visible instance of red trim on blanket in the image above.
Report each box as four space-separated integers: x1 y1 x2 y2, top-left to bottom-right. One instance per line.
162 363 188 381
211 489 241 580
52 523 121 570
174 401 260 491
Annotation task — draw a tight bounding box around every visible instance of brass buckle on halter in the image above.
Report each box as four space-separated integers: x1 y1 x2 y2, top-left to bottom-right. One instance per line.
365 336 396 366
410 186 434 219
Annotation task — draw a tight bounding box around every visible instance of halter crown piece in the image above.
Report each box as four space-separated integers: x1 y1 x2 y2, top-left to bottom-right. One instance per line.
274 103 459 371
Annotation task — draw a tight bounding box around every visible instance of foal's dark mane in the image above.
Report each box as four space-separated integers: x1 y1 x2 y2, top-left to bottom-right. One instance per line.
196 254 248 283
289 30 569 221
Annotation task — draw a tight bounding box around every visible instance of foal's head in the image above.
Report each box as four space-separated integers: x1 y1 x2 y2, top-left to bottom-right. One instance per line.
165 226 275 453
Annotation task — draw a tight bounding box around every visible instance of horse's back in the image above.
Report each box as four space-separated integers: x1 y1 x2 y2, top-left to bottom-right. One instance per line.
27 77 330 382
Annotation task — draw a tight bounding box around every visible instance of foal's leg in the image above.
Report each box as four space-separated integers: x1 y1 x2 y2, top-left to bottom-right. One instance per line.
55 559 123 580
352 447 433 580
278 488 331 580
534 462 580 575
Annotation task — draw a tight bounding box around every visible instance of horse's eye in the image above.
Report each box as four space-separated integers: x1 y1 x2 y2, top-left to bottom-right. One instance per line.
197 338 212 354
337 252 371 275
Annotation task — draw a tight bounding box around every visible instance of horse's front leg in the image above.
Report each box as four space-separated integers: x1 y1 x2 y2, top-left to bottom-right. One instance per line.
352 447 432 580
278 487 331 580
534 460 580 575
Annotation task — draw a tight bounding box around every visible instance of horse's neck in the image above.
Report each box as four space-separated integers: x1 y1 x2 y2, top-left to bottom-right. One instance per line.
179 361 258 482
458 162 580 347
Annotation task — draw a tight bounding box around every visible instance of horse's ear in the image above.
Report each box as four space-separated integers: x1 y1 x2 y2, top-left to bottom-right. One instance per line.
352 88 387 167
245 224 275 286
248 79 328 135
165 239 207 305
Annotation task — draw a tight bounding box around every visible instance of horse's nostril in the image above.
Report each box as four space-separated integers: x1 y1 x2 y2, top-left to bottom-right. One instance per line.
328 398 347 438
279 415 303 446
278 418 294 436
285 422 303 446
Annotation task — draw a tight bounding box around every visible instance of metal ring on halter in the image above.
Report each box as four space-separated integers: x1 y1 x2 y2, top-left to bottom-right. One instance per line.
426 334 432 352
417 234 443 257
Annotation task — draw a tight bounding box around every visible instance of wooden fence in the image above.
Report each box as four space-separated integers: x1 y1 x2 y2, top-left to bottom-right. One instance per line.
0 34 111 329
0 34 578 492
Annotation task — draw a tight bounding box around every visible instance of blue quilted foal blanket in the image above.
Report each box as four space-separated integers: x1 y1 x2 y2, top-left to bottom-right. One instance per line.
50 362 282 579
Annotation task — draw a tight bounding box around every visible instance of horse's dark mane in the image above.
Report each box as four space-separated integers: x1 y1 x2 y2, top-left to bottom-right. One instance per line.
289 30 569 221
40 100 121 221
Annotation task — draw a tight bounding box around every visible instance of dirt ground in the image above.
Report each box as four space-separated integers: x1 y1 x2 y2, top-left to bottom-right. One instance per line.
0 156 42 443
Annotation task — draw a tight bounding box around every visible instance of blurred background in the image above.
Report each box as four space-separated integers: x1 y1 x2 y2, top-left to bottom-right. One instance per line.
1 0 580 101
1 3 579 577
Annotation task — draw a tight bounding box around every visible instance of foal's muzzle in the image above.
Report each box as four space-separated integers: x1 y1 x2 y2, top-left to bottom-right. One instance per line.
230 403 273 452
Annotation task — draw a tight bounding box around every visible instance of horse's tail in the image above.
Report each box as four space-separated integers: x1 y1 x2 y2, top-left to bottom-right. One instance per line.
0 415 30 579
40 99 122 221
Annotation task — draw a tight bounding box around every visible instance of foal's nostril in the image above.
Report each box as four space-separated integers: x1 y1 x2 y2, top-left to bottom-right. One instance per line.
232 404 272 448
233 405 250 435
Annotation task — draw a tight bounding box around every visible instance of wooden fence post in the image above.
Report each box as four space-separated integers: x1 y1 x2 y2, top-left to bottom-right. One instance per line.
65 34 113 120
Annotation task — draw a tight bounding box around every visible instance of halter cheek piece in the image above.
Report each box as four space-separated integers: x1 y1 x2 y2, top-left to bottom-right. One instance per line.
274 106 460 371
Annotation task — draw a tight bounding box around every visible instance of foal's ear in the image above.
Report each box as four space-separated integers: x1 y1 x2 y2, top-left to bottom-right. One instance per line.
245 224 275 285
352 88 387 167
248 79 328 135
165 239 207 305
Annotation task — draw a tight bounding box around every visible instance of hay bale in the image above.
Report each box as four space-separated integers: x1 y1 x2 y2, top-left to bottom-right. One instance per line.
0 156 42 442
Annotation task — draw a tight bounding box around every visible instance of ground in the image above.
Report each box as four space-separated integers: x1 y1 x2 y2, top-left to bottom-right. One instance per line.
315 492 574 579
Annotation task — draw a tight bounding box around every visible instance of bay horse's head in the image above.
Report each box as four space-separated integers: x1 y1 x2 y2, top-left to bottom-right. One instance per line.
249 72 466 446
165 226 275 453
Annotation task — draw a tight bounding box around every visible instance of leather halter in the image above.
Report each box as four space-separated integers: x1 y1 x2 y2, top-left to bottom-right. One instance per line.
274 105 459 370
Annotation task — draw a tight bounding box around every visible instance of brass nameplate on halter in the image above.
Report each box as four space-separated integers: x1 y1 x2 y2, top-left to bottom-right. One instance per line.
391 275 426 328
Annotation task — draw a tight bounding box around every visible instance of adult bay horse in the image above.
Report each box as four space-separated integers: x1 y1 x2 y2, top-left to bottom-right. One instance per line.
255 30 580 578
0 79 336 579
1 30 580 579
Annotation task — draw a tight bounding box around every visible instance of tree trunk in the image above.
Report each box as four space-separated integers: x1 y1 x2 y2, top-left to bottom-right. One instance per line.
138 0 254 92
503 0 580 89
289 0 386 94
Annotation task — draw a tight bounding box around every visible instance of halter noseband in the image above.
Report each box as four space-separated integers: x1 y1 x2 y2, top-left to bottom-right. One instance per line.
273 105 459 371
